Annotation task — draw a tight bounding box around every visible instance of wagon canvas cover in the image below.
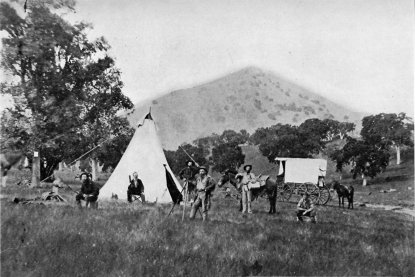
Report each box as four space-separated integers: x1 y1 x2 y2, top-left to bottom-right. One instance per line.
275 158 327 184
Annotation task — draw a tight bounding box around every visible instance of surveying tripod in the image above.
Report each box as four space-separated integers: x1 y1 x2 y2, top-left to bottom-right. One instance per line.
167 179 202 220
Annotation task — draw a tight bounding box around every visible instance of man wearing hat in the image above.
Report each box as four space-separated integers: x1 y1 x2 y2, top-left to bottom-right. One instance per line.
189 166 216 221
76 172 99 208
296 192 316 223
179 160 199 202
240 164 257 213
127 171 145 203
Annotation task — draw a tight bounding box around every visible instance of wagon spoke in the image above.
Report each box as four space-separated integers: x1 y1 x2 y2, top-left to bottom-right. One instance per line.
316 185 331 205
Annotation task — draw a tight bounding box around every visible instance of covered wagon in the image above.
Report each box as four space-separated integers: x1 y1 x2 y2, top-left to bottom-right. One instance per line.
275 157 330 205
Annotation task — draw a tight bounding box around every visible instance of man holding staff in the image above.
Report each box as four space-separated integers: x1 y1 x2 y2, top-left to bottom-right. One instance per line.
189 166 216 221
178 160 198 203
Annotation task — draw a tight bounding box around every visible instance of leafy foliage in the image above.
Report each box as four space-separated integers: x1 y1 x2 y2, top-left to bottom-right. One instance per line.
0 1 133 178
211 130 248 172
329 113 412 180
250 118 353 162
164 143 207 175
165 130 249 173
361 113 413 148
330 138 390 179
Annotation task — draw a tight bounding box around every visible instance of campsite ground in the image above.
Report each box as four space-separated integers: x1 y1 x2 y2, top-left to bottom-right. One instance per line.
1 157 414 276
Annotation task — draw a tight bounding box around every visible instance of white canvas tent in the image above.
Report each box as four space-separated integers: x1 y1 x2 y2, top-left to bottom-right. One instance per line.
99 113 183 203
275 157 327 184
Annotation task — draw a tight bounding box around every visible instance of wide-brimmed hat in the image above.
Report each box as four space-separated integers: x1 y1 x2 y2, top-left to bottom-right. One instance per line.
186 160 195 166
243 164 253 171
198 166 208 173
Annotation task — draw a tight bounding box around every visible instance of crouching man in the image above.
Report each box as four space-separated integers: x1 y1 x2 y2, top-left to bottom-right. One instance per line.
296 192 317 223
189 166 215 221
76 172 99 208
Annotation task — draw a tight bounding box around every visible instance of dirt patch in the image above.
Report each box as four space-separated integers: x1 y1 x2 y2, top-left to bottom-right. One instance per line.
359 202 415 217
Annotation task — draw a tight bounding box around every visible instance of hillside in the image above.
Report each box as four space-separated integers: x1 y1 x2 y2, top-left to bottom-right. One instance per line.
127 67 364 149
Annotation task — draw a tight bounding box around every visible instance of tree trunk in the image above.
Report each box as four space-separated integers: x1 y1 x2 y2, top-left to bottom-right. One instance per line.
90 158 98 181
396 145 401 165
31 151 40 188
59 162 64 171
362 174 367 186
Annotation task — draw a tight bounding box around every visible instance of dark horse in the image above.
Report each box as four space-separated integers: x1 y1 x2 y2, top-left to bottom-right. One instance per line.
332 181 354 209
217 169 278 214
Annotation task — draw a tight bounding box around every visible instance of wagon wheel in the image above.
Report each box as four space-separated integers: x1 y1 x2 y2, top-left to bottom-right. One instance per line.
277 182 292 202
316 183 331 205
299 183 320 204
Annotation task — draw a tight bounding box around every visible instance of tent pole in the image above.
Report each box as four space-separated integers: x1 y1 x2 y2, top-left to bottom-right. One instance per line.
182 180 188 221
167 185 186 217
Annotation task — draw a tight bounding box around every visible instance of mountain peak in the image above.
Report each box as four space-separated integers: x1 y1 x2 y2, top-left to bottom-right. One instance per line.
230 66 267 78
130 67 364 149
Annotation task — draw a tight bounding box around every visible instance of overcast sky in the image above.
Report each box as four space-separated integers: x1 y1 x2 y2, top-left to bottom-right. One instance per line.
2 0 414 116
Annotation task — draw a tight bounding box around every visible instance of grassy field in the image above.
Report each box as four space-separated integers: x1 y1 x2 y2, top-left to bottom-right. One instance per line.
1 154 414 276
1 185 414 276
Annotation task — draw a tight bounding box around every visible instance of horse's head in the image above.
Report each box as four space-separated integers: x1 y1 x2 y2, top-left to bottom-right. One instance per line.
217 170 230 187
217 168 238 187
331 180 341 191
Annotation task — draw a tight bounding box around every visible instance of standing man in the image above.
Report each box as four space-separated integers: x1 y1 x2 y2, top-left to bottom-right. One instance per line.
179 160 198 202
189 166 216 221
76 172 99 208
240 165 256 214
296 192 317 223
127 171 145 203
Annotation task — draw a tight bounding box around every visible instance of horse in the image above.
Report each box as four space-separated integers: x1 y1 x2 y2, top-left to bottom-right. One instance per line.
331 181 354 209
217 169 278 214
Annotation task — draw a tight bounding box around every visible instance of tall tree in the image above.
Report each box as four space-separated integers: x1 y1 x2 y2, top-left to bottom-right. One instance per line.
0 1 133 179
211 130 248 172
330 138 390 186
251 123 323 162
361 113 413 165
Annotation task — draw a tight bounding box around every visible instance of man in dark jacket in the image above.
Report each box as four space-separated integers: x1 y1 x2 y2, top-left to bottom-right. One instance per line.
76 172 99 208
178 160 198 202
127 171 145 203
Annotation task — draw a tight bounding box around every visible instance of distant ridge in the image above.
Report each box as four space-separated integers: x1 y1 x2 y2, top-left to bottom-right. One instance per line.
127 67 364 149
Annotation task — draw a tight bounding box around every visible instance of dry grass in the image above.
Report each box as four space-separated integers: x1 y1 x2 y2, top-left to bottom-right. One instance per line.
1 186 414 276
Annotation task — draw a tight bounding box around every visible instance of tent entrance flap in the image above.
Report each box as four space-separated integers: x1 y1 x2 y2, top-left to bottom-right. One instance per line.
165 167 183 204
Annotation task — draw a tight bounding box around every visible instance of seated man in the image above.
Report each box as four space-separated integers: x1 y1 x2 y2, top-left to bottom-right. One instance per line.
76 172 99 208
296 192 317 223
127 171 145 203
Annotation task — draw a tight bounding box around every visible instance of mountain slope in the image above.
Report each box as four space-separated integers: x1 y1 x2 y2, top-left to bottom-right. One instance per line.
127 67 364 149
